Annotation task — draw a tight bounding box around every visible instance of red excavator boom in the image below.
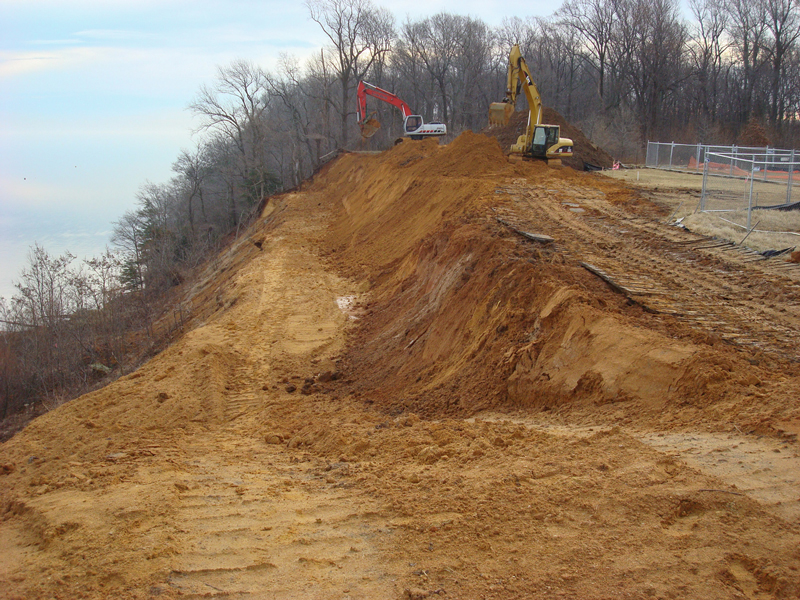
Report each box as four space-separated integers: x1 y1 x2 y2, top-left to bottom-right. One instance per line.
357 81 413 121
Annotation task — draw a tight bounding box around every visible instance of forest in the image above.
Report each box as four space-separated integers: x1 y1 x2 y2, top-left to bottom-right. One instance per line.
2 0 800 428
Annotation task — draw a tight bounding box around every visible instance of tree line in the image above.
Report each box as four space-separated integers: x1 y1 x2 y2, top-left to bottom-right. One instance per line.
3 0 800 427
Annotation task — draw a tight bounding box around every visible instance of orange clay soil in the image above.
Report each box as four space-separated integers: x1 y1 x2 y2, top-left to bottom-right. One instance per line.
2 132 800 600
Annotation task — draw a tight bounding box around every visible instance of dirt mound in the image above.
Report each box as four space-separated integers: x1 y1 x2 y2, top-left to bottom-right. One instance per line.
737 117 771 147
482 107 614 170
319 132 521 272
542 107 615 169
318 137 771 424
2 131 800 599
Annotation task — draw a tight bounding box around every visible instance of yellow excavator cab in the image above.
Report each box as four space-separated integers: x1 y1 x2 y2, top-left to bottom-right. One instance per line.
488 101 515 127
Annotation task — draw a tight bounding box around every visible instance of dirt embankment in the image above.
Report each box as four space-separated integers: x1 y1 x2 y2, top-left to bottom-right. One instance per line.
1 132 800 599
319 133 797 430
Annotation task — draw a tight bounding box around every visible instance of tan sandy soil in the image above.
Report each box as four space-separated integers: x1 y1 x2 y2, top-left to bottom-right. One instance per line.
2 133 800 599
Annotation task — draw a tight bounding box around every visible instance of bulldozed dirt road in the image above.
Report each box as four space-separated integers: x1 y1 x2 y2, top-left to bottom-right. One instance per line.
2 133 800 599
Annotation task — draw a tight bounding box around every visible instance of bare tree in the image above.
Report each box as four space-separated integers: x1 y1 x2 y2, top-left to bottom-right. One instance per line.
112 210 147 291
14 244 74 330
390 29 426 119
11 245 76 401
559 0 619 104
304 49 340 151
764 0 800 127
401 13 464 123
527 18 585 121
266 55 323 183
725 0 770 122
451 16 495 131
688 0 730 129
305 0 395 146
189 60 276 216
614 0 688 140
496 16 538 50
173 144 212 236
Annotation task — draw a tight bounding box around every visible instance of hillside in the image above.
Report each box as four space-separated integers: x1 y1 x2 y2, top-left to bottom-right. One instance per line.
2 133 800 599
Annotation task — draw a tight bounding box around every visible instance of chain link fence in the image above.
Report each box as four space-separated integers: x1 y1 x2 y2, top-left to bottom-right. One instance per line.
646 141 799 228
697 150 799 229
646 142 797 180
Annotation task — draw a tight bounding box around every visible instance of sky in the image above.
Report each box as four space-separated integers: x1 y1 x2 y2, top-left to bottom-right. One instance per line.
0 0 563 301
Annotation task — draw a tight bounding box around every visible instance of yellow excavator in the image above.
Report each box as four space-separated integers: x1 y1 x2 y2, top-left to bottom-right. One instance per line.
489 44 573 164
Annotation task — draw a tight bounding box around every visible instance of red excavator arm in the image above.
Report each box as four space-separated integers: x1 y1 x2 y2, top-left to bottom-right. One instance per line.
356 81 413 123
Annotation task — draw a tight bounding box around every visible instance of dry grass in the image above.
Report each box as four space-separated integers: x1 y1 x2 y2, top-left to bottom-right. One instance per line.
604 167 707 190
602 168 800 253
680 210 800 252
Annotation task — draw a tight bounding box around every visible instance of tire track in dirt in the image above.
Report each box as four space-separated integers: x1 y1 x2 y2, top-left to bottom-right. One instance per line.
163 434 396 600
159 194 398 598
494 177 800 358
640 430 800 523
0 190 403 600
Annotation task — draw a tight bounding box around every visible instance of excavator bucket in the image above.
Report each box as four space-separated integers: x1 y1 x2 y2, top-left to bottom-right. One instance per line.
488 102 515 127
359 117 381 139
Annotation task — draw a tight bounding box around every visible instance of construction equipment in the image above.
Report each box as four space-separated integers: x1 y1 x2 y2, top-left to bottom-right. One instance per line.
488 44 573 164
356 81 447 140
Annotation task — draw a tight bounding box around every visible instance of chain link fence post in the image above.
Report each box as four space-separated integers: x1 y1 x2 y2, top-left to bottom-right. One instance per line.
700 157 709 212
747 162 756 230
764 147 770 181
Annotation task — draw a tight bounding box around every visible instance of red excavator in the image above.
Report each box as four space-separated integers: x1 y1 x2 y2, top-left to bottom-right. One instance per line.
356 81 447 140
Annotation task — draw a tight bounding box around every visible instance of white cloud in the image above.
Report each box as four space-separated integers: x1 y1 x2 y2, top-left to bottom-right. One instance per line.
0 111 192 139
0 47 106 78
74 29 155 41
28 39 85 46
0 175 64 209
3 0 194 8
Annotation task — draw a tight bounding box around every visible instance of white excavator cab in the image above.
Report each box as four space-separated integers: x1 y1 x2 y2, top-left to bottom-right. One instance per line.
357 81 446 141
404 115 423 133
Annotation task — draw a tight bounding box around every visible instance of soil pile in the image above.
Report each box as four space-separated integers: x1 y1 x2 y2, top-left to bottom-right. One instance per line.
482 107 614 170
1 132 800 599
542 107 615 169
737 118 771 147
319 136 781 425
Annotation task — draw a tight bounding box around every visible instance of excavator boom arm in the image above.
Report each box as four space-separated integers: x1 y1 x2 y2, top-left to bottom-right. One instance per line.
356 81 413 122
503 44 543 127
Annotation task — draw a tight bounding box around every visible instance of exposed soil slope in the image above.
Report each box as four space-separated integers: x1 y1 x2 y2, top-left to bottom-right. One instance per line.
322 134 800 429
2 133 800 600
